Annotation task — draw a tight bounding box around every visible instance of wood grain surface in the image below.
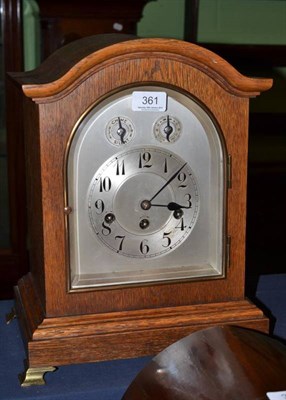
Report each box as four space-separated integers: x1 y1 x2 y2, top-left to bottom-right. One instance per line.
11 36 272 99
15 274 268 367
122 325 286 400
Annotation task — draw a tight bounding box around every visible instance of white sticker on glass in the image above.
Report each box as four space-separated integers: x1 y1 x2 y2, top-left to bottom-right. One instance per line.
267 391 286 400
132 91 167 112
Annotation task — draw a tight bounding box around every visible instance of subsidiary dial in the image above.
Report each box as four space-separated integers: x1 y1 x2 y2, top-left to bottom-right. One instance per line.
106 116 135 146
153 115 181 143
88 147 199 259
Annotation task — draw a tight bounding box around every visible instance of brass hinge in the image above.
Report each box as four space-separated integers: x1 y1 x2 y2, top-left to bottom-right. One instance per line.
226 235 231 268
227 154 232 189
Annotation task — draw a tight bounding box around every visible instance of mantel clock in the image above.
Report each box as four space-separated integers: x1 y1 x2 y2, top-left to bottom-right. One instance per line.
10 34 272 385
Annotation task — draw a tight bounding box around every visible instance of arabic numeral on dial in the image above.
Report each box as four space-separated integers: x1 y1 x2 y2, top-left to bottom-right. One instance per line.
175 218 187 231
185 193 192 208
115 235 125 251
101 221 111 236
99 176 111 192
140 239 149 255
163 158 168 173
94 199 105 214
139 152 152 168
162 231 172 247
177 172 187 188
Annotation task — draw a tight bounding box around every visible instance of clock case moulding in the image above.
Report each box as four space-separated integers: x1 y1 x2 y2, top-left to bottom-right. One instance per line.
9 34 272 376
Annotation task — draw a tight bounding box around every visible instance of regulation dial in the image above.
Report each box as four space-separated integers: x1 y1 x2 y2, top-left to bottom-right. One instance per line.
153 115 181 143
106 116 135 146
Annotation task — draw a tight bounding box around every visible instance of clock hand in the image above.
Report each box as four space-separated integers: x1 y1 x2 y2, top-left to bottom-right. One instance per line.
117 117 126 143
150 202 191 211
163 115 173 142
149 162 187 203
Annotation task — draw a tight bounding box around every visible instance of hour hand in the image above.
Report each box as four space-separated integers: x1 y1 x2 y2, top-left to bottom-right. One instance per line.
151 202 191 211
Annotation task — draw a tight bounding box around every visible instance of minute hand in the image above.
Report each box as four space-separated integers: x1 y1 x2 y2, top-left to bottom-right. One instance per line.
149 162 187 202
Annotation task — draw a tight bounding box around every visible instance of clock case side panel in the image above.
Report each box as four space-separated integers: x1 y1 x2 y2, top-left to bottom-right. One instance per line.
12 95 48 349
18 96 47 309
13 37 272 319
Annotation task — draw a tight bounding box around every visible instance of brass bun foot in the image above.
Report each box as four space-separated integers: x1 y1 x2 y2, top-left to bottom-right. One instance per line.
19 366 57 386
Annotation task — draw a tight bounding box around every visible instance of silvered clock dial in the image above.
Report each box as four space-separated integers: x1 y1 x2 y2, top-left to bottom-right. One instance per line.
67 86 226 289
87 147 199 258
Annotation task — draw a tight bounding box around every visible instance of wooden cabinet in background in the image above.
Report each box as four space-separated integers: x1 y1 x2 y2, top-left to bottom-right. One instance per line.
37 0 152 60
0 0 152 299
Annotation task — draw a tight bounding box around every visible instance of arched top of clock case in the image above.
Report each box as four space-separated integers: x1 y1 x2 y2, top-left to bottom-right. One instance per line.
11 34 272 99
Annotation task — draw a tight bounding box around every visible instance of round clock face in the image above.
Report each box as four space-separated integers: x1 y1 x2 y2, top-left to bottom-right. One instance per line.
87 147 199 258
67 85 226 289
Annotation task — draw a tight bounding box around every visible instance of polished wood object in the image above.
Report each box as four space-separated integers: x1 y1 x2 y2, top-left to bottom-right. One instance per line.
123 325 286 400
11 35 272 373
37 0 152 59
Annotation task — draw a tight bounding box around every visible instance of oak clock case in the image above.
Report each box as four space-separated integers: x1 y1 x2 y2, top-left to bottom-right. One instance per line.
67 86 225 289
10 36 272 384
